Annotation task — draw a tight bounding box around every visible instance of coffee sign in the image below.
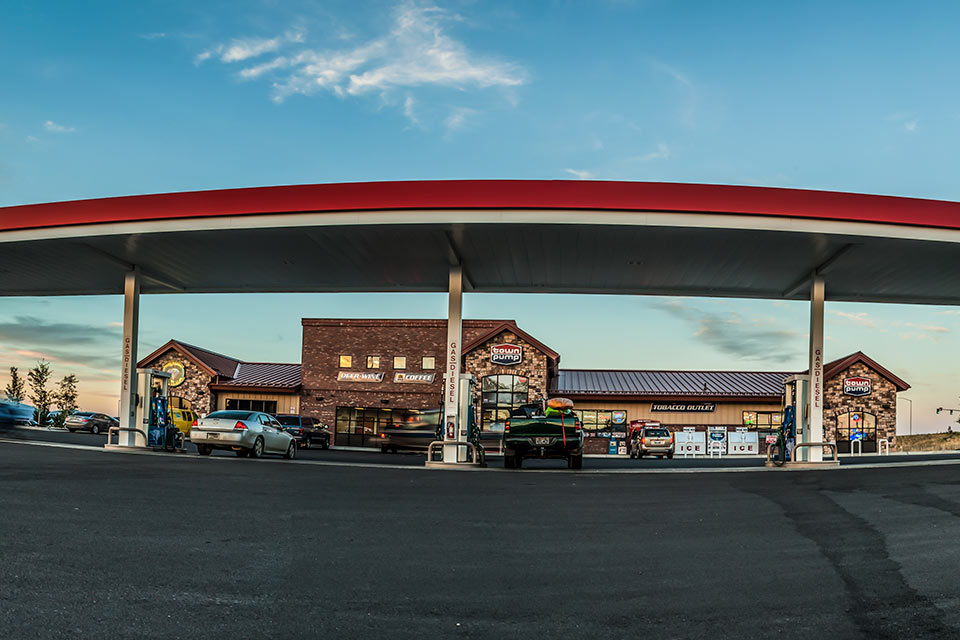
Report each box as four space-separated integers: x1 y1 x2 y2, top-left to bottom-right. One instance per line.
490 343 522 366
394 372 435 383
843 376 872 397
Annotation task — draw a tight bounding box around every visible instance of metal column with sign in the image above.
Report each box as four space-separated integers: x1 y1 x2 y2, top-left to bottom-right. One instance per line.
804 275 825 462
442 265 464 463
118 268 141 447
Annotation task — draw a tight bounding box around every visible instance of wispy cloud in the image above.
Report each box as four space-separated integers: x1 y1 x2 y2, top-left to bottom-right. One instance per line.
44 120 75 133
628 142 670 162
196 3 525 120
886 113 919 133
652 300 803 361
830 310 874 327
650 60 697 126
903 322 949 333
443 106 477 135
138 32 167 40
0 316 121 372
565 168 595 180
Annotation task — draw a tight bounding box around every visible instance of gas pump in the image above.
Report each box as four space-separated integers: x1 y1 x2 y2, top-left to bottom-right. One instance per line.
134 368 178 450
782 375 810 462
436 374 483 466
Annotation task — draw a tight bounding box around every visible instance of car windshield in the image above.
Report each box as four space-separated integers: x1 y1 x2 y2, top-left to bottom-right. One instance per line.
644 429 670 437
206 411 255 420
275 416 300 425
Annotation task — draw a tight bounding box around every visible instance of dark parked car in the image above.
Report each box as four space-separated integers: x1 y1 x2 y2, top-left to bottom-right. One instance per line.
64 411 114 434
275 414 330 449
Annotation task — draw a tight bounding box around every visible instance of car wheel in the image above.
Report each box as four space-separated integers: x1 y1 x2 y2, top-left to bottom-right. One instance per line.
504 455 516 469
67 428 76 433
638 452 645 459
91 425 100 435
249 437 264 459
236 449 249 457
667 452 674 459
390 446 398 454
568 454 583 470
514 456 523 469
303 438 311 449
381 445 389 454
284 442 296 460
321 440 329 450
196 444 212 456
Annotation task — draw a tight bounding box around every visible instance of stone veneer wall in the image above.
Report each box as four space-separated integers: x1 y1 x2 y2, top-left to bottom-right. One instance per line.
823 361 898 445
141 349 216 415
461 330 550 400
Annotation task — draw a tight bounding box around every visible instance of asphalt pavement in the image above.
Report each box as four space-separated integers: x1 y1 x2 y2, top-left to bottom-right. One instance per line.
2 433 960 639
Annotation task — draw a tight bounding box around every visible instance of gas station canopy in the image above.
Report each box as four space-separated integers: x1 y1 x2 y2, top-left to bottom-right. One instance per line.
1 180 959 304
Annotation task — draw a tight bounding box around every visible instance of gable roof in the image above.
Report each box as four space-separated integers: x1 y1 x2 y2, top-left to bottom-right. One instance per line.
138 339 241 378
820 351 911 391
553 369 790 398
463 321 560 361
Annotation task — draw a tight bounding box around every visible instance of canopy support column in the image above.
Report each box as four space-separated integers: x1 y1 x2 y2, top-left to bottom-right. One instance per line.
442 265 464 463
119 268 141 446
803 275 825 462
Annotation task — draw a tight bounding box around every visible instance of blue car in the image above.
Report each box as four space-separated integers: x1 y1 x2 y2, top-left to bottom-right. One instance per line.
0 400 36 426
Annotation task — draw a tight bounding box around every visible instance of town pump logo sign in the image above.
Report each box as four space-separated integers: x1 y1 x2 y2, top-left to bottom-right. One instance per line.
490 344 522 366
843 376 872 397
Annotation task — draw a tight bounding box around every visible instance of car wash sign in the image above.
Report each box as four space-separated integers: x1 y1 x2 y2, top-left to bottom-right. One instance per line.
843 376 872 397
490 344 523 366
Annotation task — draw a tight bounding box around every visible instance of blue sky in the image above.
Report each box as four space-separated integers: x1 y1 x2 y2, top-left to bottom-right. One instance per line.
1 1 959 431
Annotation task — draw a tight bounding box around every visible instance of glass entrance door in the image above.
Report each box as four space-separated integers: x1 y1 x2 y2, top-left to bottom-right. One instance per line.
836 411 877 453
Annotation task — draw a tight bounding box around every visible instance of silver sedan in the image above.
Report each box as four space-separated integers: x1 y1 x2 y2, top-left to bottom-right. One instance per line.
191 410 296 459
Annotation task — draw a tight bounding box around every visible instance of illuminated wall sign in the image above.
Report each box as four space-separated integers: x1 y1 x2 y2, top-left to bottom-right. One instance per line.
650 402 716 413
490 343 522 365
162 361 186 387
843 376 872 397
337 371 384 382
394 372 435 383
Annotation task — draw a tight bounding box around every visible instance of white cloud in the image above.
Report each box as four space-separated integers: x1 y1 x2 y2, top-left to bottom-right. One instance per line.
139 32 167 40
26 135 40 143
44 120 75 133
199 3 525 118
904 322 949 333
565 169 595 180
403 95 419 125
936 309 960 316
904 119 918 132
444 106 478 134
629 142 670 162
830 310 874 327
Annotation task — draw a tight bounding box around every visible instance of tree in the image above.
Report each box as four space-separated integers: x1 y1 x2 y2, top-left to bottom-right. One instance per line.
5 366 25 403
53 374 79 429
28 360 53 426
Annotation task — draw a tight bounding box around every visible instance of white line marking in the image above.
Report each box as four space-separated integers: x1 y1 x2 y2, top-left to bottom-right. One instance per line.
3 438 960 475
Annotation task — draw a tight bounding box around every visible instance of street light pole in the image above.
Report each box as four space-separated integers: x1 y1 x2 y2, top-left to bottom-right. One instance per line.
901 397 913 436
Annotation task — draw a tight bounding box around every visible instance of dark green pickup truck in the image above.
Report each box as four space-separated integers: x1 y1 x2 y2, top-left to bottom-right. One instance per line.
502 402 584 469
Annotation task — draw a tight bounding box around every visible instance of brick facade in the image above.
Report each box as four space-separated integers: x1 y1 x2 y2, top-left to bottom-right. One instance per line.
823 361 898 450
139 348 216 414
299 319 555 443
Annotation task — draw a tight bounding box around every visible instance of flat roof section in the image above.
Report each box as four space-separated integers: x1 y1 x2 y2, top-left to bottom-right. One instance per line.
1 181 959 305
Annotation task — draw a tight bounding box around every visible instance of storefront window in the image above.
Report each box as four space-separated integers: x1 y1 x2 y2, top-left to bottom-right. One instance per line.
836 411 877 442
225 399 277 414
394 356 406 369
335 406 417 447
339 355 352 368
742 411 782 430
481 375 529 432
422 356 435 370
574 409 627 434
366 356 380 369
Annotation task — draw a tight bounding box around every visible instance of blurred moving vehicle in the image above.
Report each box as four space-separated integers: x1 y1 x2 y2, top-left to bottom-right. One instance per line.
191 410 296 459
64 411 115 434
632 426 675 459
167 407 199 434
275 414 330 449
380 409 441 452
0 400 35 426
